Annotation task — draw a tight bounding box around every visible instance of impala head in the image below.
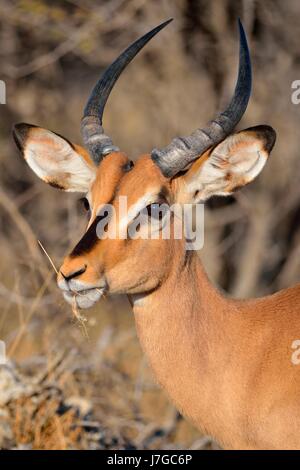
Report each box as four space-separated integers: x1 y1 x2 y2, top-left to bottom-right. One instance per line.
13 20 276 309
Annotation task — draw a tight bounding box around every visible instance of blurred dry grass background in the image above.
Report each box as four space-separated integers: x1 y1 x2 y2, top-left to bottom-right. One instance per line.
1 0 300 449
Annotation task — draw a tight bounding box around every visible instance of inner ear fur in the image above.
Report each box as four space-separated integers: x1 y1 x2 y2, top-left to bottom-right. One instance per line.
173 125 276 203
13 123 96 192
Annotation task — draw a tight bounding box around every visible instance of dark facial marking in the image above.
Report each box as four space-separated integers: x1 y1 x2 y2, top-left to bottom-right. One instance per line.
70 205 111 257
70 216 102 257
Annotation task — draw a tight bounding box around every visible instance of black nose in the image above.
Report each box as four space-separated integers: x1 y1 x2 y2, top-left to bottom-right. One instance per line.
61 265 87 282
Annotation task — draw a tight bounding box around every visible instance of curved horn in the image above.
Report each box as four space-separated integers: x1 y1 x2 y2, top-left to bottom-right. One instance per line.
151 20 252 177
81 18 173 164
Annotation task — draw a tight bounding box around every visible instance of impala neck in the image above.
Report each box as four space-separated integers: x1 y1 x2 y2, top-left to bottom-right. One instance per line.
132 250 236 440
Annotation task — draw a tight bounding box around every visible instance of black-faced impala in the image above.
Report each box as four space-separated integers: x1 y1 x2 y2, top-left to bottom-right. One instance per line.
14 19 300 450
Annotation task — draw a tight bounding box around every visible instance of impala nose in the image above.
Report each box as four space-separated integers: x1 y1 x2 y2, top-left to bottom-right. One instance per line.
60 265 87 282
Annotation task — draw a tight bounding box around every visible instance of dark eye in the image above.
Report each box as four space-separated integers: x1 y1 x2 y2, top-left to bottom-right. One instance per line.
79 197 90 212
145 200 169 220
123 160 134 172
145 204 153 217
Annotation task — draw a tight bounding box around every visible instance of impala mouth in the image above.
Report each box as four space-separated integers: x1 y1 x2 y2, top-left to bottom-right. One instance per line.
62 286 105 310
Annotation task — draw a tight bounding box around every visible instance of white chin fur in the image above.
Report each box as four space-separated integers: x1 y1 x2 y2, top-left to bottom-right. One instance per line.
63 288 102 309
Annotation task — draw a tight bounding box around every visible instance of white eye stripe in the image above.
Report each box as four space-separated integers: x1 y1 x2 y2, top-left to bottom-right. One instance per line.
86 189 162 232
119 191 160 232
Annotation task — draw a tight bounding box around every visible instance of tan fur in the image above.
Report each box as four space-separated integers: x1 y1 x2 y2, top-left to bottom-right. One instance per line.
73 144 97 170
90 152 128 218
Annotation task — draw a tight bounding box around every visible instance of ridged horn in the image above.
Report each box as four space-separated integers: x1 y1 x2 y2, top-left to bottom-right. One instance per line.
81 18 173 164
151 19 252 177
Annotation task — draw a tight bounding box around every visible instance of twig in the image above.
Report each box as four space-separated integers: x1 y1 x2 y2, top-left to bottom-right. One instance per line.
72 297 89 340
38 240 58 274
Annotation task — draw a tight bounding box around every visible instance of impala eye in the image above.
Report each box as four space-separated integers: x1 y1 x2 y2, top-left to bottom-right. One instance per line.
145 203 158 217
123 160 134 172
79 197 91 217
145 201 169 220
79 197 90 212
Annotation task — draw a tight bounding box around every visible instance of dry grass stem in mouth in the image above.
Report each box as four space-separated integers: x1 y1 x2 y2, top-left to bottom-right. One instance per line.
71 296 89 340
37 239 58 274
96 288 106 299
38 239 89 338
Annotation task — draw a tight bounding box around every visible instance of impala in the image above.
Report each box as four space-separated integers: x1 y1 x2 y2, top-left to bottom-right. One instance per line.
13 19 299 450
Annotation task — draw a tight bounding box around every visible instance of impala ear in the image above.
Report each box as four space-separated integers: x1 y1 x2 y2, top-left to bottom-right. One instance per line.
13 123 96 192
175 125 276 203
